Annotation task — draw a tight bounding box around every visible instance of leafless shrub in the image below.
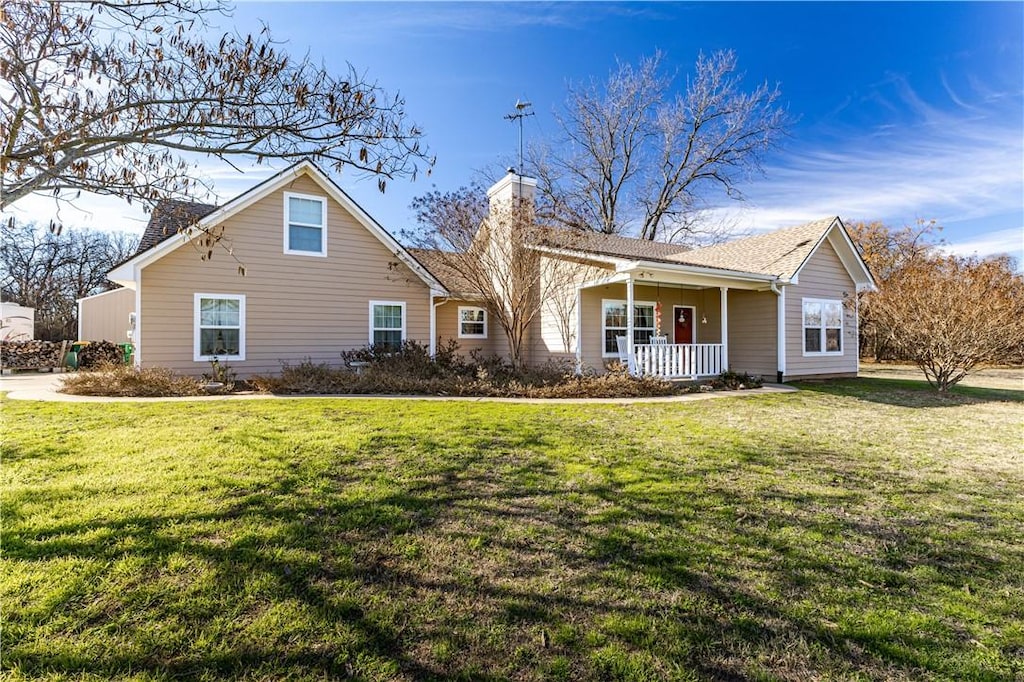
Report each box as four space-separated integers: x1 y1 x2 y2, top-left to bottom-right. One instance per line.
59 364 204 397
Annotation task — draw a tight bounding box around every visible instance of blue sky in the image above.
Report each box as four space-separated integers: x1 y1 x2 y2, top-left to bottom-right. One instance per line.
9 1 1023 260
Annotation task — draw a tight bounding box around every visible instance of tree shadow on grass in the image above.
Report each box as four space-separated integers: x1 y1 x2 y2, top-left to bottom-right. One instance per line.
4 418 1021 681
793 376 1024 407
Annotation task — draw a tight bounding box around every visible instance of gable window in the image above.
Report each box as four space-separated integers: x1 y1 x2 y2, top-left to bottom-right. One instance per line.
458 306 487 339
602 300 655 356
194 294 245 361
370 301 405 350
284 192 326 256
803 298 843 355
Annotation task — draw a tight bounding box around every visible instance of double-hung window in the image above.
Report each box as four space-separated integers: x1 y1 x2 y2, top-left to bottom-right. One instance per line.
602 300 656 356
194 294 245 361
284 192 326 256
803 298 843 355
370 301 405 350
458 306 487 339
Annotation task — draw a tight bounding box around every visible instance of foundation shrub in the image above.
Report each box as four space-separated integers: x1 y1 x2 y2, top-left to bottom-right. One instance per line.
59 363 204 397
252 347 682 398
712 370 764 390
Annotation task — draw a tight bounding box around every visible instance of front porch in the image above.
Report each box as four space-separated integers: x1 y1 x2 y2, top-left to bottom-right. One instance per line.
575 266 781 381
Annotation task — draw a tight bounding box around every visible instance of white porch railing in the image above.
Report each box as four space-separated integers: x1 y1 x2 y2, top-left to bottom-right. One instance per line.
633 343 723 379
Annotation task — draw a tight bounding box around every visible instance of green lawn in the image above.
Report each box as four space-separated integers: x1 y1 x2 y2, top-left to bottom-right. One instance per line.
2 379 1022 681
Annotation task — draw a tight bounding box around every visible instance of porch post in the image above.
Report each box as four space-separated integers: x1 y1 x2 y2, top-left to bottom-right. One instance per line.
720 286 729 372
626 277 635 375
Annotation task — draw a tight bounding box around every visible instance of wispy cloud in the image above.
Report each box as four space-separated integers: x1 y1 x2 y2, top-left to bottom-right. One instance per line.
273 3 598 43
717 75 1023 259
941 228 1023 259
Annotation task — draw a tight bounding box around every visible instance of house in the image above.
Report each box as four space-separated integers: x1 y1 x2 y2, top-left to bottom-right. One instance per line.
80 161 874 381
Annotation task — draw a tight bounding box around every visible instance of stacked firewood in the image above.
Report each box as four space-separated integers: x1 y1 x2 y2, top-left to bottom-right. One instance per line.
77 340 126 368
0 340 68 369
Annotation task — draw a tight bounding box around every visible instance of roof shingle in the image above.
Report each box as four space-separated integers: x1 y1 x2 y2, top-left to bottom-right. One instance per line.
407 248 477 295
666 217 839 279
531 226 690 261
137 199 218 254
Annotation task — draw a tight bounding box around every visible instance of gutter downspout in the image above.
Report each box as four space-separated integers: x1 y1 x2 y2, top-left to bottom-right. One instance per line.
430 294 447 358
771 280 785 383
133 265 142 367
575 285 583 375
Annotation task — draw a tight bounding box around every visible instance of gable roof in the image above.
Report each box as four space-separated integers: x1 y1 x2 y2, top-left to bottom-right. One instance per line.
665 217 838 279
109 160 446 294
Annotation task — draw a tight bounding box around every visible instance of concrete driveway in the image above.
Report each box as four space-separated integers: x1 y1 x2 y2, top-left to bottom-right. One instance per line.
1 371 65 396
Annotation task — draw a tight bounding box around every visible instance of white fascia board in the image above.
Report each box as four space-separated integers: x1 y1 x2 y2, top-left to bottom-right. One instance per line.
790 217 876 291
618 260 778 284
827 224 877 290
106 159 449 295
578 271 632 290
76 287 133 303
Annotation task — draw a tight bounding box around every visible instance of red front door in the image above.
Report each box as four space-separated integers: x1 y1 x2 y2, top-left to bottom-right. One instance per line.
674 306 694 344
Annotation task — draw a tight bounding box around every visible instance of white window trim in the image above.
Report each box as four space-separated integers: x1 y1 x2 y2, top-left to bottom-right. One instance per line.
601 299 656 358
194 293 246 362
369 300 406 347
802 297 844 356
457 306 488 339
283 191 327 257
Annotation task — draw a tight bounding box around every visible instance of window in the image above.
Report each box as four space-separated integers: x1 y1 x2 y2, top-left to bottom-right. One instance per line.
602 300 656 356
458 306 487 339
194 294 245 361
803 298 843 355
370 301 405 350
284 192 326 256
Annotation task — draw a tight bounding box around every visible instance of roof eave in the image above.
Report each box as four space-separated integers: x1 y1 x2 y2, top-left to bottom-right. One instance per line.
619 259 780 283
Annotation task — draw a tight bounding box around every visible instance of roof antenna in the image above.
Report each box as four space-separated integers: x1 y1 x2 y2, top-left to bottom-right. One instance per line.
504 99 534 180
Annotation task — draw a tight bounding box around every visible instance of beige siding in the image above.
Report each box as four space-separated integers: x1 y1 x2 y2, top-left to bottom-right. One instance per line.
530 257 610 366
139 173 432 376
580 283 723 373
726 289 777 378
784 239 859 377
79 288 135 343
434 299 509 358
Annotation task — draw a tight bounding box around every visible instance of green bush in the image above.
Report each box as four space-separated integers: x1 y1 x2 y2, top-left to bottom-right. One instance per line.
711 370 764 390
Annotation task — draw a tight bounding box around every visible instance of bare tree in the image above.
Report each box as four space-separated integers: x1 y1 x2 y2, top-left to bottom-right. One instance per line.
0 220 138 340
534 50 788 242
411 185 590 368
847 219 942 360
869 253 1024 393
1 0 431 213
